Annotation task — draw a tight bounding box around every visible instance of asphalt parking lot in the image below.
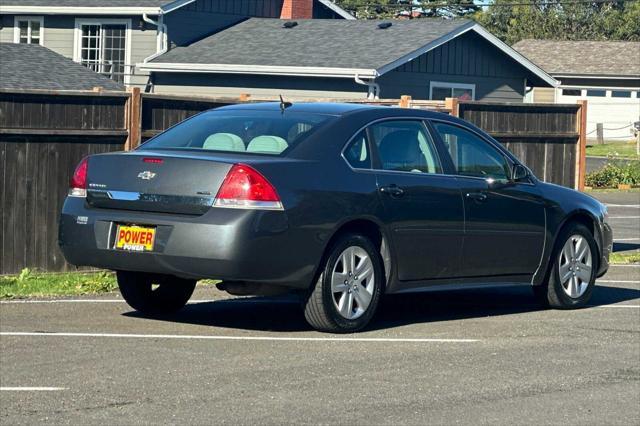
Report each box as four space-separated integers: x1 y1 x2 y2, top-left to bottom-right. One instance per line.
1 192 639 425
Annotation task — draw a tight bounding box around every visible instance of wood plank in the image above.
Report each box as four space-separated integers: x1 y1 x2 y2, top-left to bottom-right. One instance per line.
0 128 129 136
0 142 5 274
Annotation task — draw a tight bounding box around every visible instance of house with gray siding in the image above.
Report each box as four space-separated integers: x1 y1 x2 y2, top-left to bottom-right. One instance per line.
514 40 640 140
0 0 351 89
138 18 557 101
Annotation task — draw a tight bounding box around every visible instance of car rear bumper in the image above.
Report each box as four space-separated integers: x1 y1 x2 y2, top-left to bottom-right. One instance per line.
58 197 317 288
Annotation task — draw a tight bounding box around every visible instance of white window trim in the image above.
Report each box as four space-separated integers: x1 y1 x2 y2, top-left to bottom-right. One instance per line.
13 16 44 45
429 81 476 101
73 18 132 86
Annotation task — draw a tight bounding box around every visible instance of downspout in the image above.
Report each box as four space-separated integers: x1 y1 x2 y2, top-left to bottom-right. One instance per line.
354 74 380 100
141 12 168 93
142 12 168 63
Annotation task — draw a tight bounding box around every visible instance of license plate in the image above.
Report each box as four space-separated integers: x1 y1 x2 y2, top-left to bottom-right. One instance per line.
114 225 156 252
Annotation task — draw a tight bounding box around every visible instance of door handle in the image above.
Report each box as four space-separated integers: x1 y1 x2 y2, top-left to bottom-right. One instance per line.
466 192 488 202
379 184 405 198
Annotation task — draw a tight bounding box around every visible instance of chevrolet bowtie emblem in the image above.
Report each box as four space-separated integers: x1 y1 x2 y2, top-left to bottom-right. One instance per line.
137 171 156 180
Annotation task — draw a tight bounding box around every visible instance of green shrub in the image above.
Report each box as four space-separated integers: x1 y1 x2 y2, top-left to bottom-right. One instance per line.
586 160 640 188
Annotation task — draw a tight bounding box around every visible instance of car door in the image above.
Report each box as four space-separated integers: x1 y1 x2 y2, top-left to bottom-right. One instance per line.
363 119 465 281
430 120 546 278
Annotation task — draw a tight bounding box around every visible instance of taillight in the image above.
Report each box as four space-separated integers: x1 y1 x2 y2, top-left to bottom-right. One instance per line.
68 157 88 197
214 164 283 210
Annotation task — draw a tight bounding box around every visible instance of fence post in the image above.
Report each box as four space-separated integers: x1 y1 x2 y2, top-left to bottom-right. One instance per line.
445 97 459 117
125 87 141 150
576 100 587 191
399 95 412 108
596 123 603 145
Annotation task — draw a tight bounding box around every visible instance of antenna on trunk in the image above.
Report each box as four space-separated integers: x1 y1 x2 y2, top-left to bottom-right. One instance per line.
279 95 292 113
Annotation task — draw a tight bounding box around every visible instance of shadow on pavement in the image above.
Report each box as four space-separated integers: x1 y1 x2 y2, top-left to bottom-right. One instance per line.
613 242 640 252
123 283 639 333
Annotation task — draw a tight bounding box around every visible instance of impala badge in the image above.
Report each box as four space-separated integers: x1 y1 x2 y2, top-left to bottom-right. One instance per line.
138 171 156 180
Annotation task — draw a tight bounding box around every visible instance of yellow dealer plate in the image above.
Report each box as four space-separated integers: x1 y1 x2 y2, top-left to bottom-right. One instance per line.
115 225 156 252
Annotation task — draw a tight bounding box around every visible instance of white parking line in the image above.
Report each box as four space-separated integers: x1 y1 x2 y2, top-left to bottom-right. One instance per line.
608 216 640 219
0 387 66 391
592 305 640 309
615 238 640 241
0 299 295 305
0 331 479 343
606 204 640 208
597 280 639 283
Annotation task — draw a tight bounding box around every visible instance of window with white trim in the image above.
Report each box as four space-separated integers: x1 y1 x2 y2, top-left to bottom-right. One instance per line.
14 17 43 45
429 82 475 101
76 20 129 83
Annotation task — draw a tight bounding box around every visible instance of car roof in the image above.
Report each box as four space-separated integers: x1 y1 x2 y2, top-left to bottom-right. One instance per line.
213 101 462 127
216 102 372 115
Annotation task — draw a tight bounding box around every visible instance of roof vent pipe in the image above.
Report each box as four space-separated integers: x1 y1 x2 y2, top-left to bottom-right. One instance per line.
378 22 392 29
283 21 298 28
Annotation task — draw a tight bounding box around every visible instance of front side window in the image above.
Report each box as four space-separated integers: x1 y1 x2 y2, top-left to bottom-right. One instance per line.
77 22 128 83
141 110 334 156
430 82 475 101
14 17 43 45
433 122 510 181
368 120 442 174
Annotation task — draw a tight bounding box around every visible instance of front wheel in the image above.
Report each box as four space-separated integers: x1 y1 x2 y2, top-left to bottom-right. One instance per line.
304 233 384 333
117 271 196 315
533 223 597 309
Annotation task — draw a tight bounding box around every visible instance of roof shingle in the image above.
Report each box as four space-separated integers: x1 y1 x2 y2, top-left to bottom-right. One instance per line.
151 18 472 70
0 0 169 7
512 39 640 77
0 43 125 91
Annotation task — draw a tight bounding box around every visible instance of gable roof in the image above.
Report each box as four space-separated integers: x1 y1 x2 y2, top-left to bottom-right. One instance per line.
0 0 354 17
0 43 125 91
512 40 640 78
0 0 191 14
140 18 556 86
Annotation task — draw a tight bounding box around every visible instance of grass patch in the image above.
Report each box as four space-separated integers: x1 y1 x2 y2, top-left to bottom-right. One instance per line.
586 141 639 159
0 269 117 299
610 252 640 265
0 269 220 299
585 188 640 193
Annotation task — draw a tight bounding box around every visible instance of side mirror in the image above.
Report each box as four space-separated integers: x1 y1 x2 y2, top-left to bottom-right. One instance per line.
511 164 529 181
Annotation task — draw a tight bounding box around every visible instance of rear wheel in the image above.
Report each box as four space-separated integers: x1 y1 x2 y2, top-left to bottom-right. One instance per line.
533 223 597 309
117 271 196 315
304 233 384 333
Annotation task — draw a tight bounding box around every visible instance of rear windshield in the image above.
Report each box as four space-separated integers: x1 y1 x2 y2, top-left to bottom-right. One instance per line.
140 110 334 156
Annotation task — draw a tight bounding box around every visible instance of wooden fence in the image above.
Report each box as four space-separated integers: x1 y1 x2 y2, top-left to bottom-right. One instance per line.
0 89 129 275
453 99 587 189
0 89 586 275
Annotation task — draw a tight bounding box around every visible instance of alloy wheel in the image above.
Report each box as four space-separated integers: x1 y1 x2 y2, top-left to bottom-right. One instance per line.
331 246 375 320
558 234 593 298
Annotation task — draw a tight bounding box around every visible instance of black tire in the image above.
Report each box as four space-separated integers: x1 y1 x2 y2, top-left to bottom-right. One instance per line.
533 222 598 309
304 233 384 333
117 271 196 315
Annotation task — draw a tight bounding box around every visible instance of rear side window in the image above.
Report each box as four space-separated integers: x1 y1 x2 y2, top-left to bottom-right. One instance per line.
433 122 510 181
343 131 370 169
368 120 442 174
140 110 333 156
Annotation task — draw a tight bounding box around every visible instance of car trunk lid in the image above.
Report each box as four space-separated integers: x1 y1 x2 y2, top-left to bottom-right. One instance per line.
86 151 233 215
